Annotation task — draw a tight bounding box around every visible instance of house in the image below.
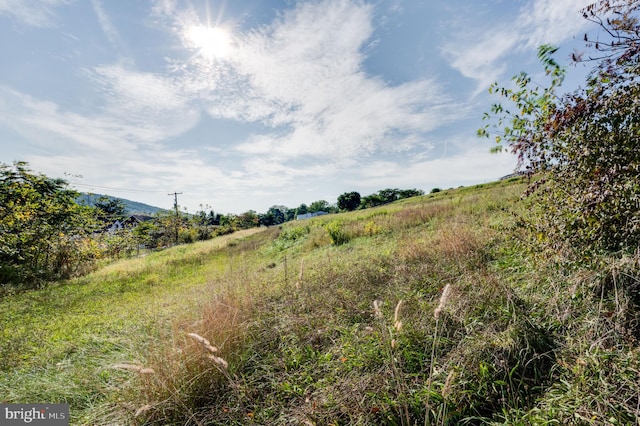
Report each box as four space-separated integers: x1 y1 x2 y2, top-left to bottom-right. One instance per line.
296 211 328 220
500 171 527 180
105 215 154 234
125 214 154 226
106 220 125 234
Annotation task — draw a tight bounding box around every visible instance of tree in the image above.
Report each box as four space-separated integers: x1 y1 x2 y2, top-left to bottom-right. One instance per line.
578 1 640 72
296 203 308 215
398 188 425 199
309 200 330 213
0 162 96 284
93 195 126 224
260 205 289 226
478 44 564 172
237 210 259 229
377 188 401 204
359 188 424 209
360 193 384 209
479 1 640 253
207 210 221 226
267 206 287 224
337 191 361 211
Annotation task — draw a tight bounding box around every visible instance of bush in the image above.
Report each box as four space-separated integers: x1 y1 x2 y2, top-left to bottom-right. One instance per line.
481 41 640 255
0 162 97 286
325 220 351 245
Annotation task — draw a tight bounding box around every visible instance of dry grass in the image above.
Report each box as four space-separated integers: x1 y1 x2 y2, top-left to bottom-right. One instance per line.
125 291 253 424
8 179 640 424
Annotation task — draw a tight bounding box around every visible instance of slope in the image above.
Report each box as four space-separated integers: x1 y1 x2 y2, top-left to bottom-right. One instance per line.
1 178 638 425
76 193 167 215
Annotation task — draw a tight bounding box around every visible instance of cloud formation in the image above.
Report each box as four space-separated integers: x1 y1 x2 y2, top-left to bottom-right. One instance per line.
0 0 70 27
1 0 542 212
196 0 463 165
443 0 593 93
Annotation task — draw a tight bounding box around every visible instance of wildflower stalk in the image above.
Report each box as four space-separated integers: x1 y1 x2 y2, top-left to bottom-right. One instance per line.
425 284 451 426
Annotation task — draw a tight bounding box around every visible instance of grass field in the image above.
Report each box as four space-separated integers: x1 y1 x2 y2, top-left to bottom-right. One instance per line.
2 179 639 425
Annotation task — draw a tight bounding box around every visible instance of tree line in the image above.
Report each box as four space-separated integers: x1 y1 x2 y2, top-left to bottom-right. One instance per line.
0 161 425 288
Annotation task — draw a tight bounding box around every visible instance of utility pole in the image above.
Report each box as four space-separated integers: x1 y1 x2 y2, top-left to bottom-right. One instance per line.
168 192 182 245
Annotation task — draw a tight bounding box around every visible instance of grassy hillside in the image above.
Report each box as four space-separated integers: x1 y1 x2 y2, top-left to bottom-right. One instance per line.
2 179 638 425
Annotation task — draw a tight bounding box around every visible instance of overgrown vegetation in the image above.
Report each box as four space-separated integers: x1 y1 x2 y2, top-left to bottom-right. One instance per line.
0 162 96 285
479 0 640 255
2 3 640 424
2 179 639 425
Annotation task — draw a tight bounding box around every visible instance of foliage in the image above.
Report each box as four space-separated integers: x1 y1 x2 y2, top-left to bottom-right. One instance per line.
260 205 289 226
296 203 308 215
478 44 564 168
0 162 97 286
324 220 351 245
308 199 331 213
480 5 640 254
93 195 126 224
237 210 260 229
3 181 640 425
337 191 361 211
360 188 425 209
541 78 640 251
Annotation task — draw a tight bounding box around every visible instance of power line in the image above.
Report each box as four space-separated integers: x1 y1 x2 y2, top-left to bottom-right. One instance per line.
70 182 168 194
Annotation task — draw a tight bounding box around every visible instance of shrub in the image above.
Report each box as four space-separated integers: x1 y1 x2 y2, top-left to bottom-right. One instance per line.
325 220 351 245
0 162 97 286
480 40 640 254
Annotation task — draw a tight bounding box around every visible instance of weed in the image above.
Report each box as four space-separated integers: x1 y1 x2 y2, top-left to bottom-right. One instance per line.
5 180 640 425
325 220 351 245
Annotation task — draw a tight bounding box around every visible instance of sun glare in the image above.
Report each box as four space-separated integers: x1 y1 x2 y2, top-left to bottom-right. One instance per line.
186 25 232 59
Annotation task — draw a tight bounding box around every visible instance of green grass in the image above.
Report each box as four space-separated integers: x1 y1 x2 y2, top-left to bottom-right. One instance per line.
2 179 639 425
0 228 264 424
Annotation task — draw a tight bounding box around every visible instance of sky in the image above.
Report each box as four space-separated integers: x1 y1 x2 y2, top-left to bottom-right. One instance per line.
0 0 598 214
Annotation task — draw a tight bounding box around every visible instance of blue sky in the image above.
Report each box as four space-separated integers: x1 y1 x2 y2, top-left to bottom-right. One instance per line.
0 0 596 213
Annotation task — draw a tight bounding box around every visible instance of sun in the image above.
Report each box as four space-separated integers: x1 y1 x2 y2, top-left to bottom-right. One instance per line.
186 25 232 59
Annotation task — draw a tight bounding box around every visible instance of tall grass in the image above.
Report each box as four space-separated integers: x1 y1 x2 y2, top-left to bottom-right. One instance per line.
4 179 640 425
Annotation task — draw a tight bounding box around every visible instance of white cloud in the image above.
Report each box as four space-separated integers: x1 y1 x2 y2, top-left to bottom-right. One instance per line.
522 0 594 50
0 0 71 27
88 65 200 143
351 145 518 190
91 0 128 56
0 86 134 153
192 0 466 167
443 0 593 92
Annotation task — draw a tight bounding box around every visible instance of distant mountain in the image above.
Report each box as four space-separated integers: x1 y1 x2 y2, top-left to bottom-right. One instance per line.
77 193 167 216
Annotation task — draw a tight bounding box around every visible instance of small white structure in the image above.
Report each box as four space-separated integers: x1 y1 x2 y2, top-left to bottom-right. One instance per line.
297 211 328 220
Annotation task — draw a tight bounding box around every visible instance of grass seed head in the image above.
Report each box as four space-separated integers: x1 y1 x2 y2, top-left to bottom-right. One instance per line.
434 284 452 320
373 299 384 319
187 332 218 353
134 404 153 417
393 299 403 324
207 354 229 369
187 332 211 346
112 363 154 374
442 369 455 399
